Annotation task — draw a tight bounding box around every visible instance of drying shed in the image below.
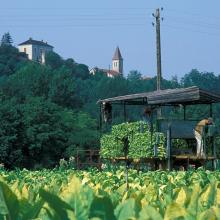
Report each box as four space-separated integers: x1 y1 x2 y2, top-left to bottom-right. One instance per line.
98 86 220 170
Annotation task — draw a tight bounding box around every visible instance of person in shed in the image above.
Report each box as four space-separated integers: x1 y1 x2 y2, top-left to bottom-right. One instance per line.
142 107 153 132
194 117 213 157
102 102 112 123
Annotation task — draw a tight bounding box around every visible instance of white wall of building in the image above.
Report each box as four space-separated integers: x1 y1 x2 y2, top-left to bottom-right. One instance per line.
18 44 53 64
18 45 33 60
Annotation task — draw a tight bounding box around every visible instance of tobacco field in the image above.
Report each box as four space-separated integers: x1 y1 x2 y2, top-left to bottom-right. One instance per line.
1 168 220 219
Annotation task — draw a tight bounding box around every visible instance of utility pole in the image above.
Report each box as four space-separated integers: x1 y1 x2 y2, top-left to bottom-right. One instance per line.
152 8 163 118
152 8 163 90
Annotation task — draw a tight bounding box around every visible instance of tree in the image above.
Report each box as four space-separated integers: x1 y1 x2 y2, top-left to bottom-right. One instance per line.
48 66 83 108
180 69 220 92
170 75 179 88
0 98 23 167
0 96 98 168
1 32 13 46
73 63 90 80
0 45 27 76
127 70 142 81
45 51 64 69
2 63 53 101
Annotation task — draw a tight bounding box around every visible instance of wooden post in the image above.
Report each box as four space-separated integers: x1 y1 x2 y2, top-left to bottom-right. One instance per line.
187 156 189 170
213 137 217 170
90 149 92 166
76 149 79 170
167 125 171 171
154 145 158 157
203 128 206 158
210 103 213 117
123 102 127 122
125 160 129 191
183 105 186 120
99 103 102 135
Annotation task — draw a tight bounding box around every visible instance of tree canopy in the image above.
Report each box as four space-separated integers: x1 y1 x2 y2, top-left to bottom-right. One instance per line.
1 32 13 46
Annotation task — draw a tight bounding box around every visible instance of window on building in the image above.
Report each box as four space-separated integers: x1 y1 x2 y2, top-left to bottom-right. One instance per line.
24 48 26 53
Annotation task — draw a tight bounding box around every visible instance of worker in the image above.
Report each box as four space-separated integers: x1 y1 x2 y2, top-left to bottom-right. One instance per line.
194 117 213 157
103 102 112 123
142 107 153 132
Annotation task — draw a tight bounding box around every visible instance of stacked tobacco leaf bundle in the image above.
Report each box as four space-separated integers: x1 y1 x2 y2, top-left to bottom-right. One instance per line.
100 121 166 159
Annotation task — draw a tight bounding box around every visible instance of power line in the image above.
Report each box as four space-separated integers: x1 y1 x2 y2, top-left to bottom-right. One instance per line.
165 8 220 21
0 8 220 36
0 23 147 28
166 15 220 28
0 16 147 21
0 13 147 18
0 7 154 11
163 24 220 37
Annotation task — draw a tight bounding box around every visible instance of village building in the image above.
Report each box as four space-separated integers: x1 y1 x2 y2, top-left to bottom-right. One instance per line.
18 38 53 64
90 46 123 78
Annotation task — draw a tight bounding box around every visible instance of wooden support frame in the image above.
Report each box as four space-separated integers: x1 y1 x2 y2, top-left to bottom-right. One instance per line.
213 137 217 170
167 126 171 171
99 103 102 135
76 149 101 170
183 105 186 120
123 101 127 122
210 103 213 117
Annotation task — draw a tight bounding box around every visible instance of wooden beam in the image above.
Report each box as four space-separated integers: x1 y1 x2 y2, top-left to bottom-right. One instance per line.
167 126 171 171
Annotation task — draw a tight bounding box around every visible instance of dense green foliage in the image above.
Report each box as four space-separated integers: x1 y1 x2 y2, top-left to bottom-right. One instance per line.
1 169 220 219
0 97 97 168
100 122 166 159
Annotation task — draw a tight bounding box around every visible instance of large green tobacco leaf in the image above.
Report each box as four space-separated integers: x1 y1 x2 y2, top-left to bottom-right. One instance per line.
138 205 163 220
0 181 19 220
115 198 141 220
21 199 44 220
39 188 75 220
60 176 93 220
164 202 187 220
206 181 217 208
0 188 8 217
89 195 116 220
197 207 220 220
185 184 200 220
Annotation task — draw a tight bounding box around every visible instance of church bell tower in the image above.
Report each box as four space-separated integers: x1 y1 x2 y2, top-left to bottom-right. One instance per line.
112 46 123 74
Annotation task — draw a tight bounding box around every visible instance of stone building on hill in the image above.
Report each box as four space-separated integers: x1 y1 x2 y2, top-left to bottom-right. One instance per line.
90 46 123 78
18 38 53 64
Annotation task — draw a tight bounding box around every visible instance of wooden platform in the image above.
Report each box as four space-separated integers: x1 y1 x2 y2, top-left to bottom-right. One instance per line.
104 155 216 161
104 157 166 162
103 155 217 170
172 155 215 160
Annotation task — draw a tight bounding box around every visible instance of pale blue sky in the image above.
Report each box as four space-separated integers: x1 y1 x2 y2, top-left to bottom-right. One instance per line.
2 0 220 79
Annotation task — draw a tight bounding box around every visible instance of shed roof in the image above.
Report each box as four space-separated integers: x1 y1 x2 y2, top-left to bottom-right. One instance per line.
97 86 220 105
